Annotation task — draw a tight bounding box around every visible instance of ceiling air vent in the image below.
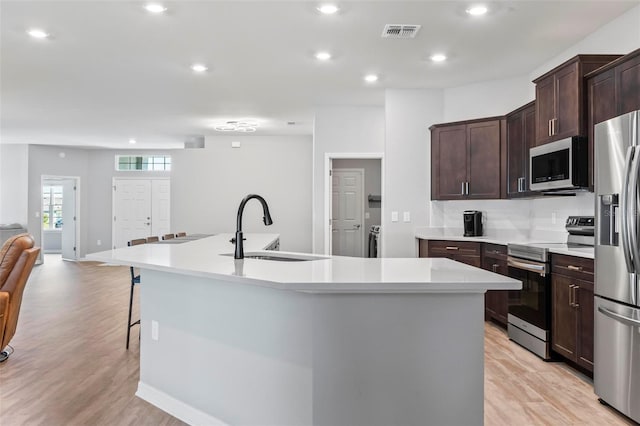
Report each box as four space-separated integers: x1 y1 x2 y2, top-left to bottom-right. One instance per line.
381 24 421 39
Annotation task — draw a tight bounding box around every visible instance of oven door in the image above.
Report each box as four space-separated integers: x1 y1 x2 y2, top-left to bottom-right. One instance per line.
507 257 550 332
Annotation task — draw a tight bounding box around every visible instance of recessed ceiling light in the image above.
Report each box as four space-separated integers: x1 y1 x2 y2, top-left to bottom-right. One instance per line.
129 139 137 144
214 120 258 133
315 51 332 61
317 4 339 14
191 64 208 73
364 74 378 83
430 54 447 62
466 5 488 16
27 29 49 39
145 3 167 13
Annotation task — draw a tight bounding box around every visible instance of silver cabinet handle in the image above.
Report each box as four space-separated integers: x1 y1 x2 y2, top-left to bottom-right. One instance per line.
465 181 470 195
567 265 583 271
445 246 459 251
598 306 640 327
548 119 552 137
461 182 465 195
569 285 574 307
574 286 579 308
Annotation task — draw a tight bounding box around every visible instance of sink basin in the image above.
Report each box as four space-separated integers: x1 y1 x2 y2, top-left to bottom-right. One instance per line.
221 252 326 262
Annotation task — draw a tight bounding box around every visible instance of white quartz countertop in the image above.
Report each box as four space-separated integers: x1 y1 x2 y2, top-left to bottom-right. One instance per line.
415 228 594 260
87 233 520 294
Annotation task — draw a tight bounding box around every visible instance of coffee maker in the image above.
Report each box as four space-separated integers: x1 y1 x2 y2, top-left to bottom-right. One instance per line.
463 211 483 237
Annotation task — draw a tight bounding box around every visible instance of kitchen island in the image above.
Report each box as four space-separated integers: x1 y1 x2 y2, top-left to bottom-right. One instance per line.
88 233 520 426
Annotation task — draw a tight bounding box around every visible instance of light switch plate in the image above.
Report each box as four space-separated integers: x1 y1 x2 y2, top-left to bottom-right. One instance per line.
365 212 370 219
231 141 241 148
151 320 159 341
391 211 398 222
403 211 411 222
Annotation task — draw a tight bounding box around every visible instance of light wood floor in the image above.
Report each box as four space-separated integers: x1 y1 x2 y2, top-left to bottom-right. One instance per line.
0 255 635 426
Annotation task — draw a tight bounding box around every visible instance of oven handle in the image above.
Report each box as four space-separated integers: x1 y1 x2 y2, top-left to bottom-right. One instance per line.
507 257 548 277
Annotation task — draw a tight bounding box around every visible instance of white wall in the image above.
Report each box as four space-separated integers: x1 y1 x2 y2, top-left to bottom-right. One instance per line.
172 135 313 253
312 106 385 253
0 144 29 225
385 89 443 257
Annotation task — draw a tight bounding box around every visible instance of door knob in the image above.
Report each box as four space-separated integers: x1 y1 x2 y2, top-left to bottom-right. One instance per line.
354 224 361 229
145 222 151 225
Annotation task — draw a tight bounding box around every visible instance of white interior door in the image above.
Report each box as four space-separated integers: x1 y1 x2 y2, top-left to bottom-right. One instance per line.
60 179 76 259
331 169 364 257
113 179 152 248
151 179 171 237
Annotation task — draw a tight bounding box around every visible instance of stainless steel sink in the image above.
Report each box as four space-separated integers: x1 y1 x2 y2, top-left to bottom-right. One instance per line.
221 252 326 262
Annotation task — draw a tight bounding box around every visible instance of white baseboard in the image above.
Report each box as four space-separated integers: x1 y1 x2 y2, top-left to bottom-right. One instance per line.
136 381 228 426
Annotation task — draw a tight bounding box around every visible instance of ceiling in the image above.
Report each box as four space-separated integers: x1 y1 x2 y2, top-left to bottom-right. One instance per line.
1 1 637 149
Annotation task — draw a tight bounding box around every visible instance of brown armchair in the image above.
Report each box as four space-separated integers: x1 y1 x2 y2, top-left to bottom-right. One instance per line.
0 233 40 362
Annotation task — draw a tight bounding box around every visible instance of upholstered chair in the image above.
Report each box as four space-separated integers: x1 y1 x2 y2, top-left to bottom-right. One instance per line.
0 233 40 362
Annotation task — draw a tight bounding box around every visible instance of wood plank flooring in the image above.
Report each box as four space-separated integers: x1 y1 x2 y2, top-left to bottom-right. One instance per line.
0 255 635 425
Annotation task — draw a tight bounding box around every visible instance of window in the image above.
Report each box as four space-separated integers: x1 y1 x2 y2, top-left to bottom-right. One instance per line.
116 155 171 171
43 185 63 229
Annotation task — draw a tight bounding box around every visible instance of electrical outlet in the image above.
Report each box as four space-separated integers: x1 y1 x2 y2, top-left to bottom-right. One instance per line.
391 211 399 222
151 320 159 341
97 240 102 246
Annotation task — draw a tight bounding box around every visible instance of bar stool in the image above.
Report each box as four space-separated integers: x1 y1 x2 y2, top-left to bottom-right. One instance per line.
162 233 175 240
126 238 146 349
146 236 159 243
176 232 187 237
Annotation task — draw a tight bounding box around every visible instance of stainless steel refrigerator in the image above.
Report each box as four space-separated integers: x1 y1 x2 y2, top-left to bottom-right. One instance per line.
594 109 640 423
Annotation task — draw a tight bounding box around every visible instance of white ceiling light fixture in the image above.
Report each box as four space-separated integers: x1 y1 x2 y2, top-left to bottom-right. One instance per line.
317 4 339 15
145 3 167 14
364 74 378 83
27 29 49 39
191 63 208 73
430 53 447 62
466 5 488 16
315 51 332 61
129 138 137 144
214 120 258 133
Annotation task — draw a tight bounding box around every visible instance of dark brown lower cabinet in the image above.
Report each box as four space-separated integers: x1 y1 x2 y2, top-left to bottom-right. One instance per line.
482 244 508 327
418 239 482 267
551 255 594 372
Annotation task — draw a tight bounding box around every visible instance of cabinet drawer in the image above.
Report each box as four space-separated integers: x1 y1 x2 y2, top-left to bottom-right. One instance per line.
551 254 594 282
483 243 507 260
427 240 482 257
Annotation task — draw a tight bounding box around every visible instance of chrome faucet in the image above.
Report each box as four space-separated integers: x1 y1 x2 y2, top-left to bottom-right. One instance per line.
234 194 273 259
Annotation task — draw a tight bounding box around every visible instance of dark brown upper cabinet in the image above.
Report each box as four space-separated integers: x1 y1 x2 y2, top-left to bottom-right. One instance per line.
506 101 538 198
533 54 622 147
431 117 506 200
587 48 640 190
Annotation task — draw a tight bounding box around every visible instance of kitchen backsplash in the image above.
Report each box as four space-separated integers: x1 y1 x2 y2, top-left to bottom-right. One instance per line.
430 192 594 241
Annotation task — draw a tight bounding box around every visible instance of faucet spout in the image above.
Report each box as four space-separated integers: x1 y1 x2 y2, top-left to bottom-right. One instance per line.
234 194 273 259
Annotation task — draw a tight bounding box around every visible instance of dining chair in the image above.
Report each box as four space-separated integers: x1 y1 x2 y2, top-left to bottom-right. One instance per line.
126 238 146 349
146 236 159 243
162 233 175 240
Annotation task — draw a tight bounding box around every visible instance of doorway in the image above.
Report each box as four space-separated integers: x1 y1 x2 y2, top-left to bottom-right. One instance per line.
112 178 170 249
41 176 79 260
325 154 383 257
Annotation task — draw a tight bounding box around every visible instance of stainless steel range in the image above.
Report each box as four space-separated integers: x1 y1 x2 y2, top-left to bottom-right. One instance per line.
506 216 594 359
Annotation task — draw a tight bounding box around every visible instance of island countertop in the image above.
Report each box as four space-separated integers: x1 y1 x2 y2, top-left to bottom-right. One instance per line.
87 233 520 294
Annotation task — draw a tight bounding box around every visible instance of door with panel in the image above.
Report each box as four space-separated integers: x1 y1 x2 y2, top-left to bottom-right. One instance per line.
151 180 171 237
535 74 556 146
431 124 467 200
60 179 77 260
331 169 364 257
554 62 580 140
467 120 502 198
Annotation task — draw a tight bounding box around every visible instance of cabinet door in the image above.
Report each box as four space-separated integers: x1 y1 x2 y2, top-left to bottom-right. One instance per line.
552 274 577 361
576 280 594 371
506 112 524 197
432 125 467 200
482 257 509 326
535 74 556 146
588 69 617 190
523 105 536 193
555 62 580 140
467 120 502 199
617 53 640 115
418 239 429 258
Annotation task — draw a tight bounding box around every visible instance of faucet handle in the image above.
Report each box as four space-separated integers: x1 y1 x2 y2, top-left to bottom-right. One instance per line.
230 237 247 244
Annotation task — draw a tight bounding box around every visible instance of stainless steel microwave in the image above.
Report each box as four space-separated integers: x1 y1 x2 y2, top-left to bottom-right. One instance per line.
529 136 588 192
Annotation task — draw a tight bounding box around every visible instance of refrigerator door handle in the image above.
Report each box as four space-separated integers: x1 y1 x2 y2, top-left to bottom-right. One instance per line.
598 305 640 327
620 146 635 274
